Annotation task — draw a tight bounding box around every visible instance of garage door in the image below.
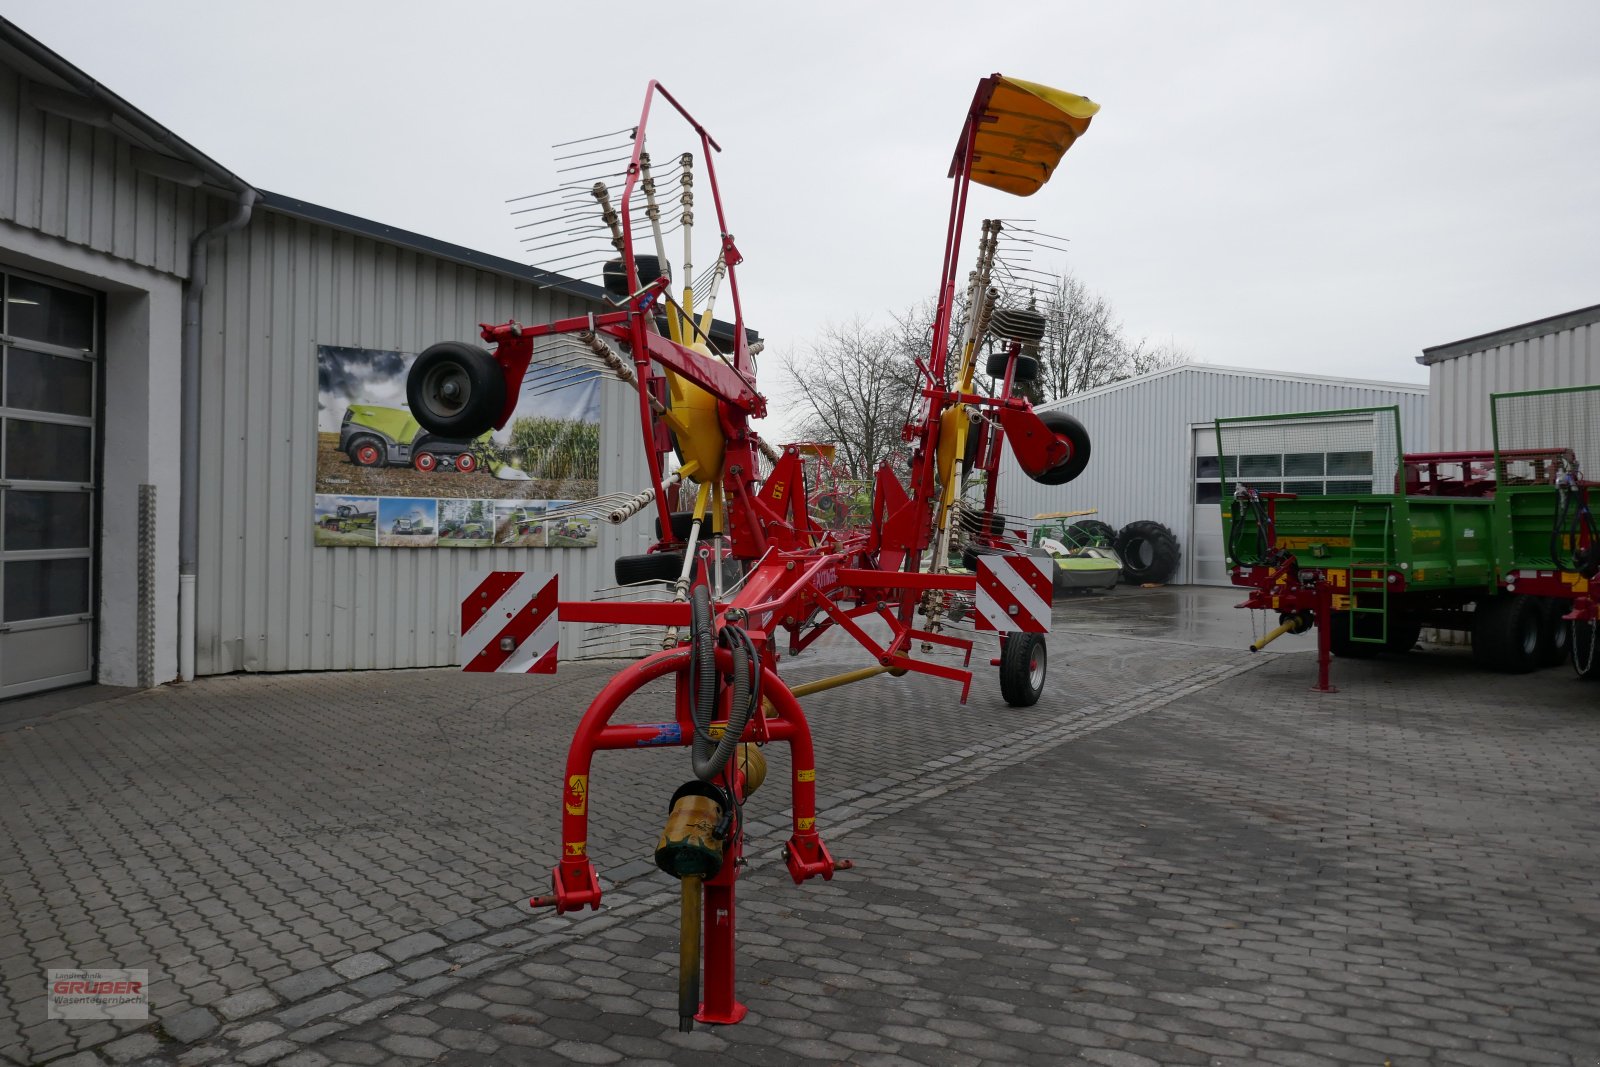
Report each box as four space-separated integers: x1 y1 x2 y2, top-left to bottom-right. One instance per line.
1191 428 1228 585
1 269 97 698
1192 418 1385 587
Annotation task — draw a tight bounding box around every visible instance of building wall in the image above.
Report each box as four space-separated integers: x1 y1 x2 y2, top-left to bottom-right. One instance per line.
1426 315 1600 451
0 54 217 689
994 365 1429 585
192 207 652 675
0 65 200 277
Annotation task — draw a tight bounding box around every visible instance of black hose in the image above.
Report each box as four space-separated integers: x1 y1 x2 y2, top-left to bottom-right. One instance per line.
1551 485 1574 571
688 586 755 783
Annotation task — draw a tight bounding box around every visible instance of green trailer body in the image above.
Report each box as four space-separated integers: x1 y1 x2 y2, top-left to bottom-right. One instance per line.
1215 405 1569 686
1485 385 1600 676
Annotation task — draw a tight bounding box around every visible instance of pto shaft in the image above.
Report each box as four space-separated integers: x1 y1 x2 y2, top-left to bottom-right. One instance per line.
678 875 702 1032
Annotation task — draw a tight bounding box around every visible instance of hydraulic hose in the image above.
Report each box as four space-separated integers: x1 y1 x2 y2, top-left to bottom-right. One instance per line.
687 586 755 782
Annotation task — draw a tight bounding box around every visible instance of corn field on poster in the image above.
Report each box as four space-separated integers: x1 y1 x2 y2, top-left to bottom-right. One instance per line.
313 344 600 548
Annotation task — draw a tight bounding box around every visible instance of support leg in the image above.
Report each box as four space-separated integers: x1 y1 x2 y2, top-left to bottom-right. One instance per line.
1314 585 1338 693
696 862 747 1024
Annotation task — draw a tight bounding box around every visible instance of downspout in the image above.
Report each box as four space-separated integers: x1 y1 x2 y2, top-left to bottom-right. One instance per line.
179 188 257 681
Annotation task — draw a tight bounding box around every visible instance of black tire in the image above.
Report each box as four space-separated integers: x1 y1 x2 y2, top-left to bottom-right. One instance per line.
1065 519 1115 547
999 632 1047 707
1471 595 1542 673
407 342 506 439
985 352 1010 379
654 511 698 541
602 254 671 299
1384 619 1423 654
615 552 689 585
961 542 1003 572
1011 354 1040 384
1326 610 1383 658
1537 598 1572 667
990 307 1047 343
1114 520 1180 584
346 435 385 467
1024 411 1091 486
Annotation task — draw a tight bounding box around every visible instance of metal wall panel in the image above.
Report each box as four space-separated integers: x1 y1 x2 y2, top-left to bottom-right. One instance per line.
1427 322 1600 450
993 366 1428 585
0 67 199 276
193 208 654 674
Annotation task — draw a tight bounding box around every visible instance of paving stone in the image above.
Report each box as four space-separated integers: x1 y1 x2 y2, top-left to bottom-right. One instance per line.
330 952 390 981
379 932 447 964
162 1005 219 1044
266 967 341 1003
235 1038 298 1065
433 918 488 942
276 990 360 1029
347 972 406 997
101 1033 160 1063
378 1034 448 1059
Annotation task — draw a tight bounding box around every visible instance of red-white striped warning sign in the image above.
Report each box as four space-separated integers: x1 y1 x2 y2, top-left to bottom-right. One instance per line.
460 571 560 673
973 555 1053 633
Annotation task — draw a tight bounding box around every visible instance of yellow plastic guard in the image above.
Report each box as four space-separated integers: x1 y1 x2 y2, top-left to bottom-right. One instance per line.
969 76 1099 197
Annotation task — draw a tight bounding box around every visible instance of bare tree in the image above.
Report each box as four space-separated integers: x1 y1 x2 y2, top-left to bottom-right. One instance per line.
1027 270 1187 403
779 318 923 479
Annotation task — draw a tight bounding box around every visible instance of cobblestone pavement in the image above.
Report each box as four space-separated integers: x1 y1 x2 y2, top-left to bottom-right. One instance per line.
3 587 1599 1064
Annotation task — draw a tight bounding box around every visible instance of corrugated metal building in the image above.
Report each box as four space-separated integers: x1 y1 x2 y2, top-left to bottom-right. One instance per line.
1419 303 1600 450
0 19 731 695
993 364 1429 586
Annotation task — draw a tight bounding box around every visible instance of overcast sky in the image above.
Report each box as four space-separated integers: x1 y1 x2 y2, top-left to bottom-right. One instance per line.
10 1 1598 432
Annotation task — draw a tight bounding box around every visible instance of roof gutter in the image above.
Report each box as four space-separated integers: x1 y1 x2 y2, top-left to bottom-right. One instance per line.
179 188 257 681
0 16 247 192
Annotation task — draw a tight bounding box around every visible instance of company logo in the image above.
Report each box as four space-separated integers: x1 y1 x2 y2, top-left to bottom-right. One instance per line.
48 969 148 1020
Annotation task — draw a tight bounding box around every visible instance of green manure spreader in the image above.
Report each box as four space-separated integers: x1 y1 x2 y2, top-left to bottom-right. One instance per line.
1218 404 1578 689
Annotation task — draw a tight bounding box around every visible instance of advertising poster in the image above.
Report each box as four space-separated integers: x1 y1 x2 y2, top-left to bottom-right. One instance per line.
313 344 602 548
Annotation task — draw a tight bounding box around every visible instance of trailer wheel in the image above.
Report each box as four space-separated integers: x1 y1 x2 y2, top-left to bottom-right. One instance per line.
1066 519 1115 547
999 632 1047 707
1384 620 1423 654
408 341 506 438
1115 520 1180 584
1471 595 1542 673
1327 611 1382 658
454 452 478 473
1024 411 1092 486
413 451 438 473
615 551 694 586
348 437 384 467
1537 598 1571 667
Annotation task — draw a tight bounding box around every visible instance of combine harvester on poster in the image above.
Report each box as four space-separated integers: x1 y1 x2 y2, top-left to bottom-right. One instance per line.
405 74 1098 1029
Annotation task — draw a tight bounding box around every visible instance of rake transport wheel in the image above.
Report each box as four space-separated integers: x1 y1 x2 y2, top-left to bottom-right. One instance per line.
615 552 692 586
408 341 506 439
999 632 1047 707
1026 411 1092 486
1471 594 1542 673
